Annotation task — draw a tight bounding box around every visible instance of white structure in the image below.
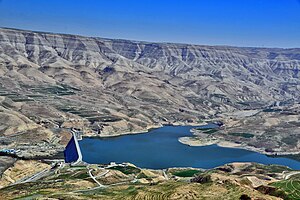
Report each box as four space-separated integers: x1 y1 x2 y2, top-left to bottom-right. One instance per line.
72 131 83 165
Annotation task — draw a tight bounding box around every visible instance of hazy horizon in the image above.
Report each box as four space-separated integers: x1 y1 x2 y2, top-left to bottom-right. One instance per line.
0 0 299 48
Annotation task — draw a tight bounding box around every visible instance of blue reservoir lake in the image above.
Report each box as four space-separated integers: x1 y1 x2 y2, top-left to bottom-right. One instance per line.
79 125 300 169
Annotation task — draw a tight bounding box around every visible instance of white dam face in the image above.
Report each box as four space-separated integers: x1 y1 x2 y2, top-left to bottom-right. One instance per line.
64 132 82 164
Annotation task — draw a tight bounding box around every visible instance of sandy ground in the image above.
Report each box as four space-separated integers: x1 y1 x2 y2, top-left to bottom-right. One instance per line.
178 137 217 146
178 136 241 148
178 136 300 156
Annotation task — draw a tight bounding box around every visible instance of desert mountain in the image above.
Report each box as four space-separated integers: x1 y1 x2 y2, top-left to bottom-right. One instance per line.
0 27 299 157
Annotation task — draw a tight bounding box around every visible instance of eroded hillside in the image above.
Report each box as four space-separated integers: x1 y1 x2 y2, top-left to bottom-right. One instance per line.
0 27 299 158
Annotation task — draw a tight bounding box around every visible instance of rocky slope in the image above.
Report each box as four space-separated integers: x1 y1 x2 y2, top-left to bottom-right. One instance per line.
0 27 299 158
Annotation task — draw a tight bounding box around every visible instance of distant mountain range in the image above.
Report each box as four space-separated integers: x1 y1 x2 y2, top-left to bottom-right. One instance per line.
0 27 299 141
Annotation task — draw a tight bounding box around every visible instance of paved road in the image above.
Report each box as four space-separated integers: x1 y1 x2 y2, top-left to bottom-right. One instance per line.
11 168 50 186
75 164 137 193
283 171 300 180
163 169 168 180
95 169 109 178
88 168 107 188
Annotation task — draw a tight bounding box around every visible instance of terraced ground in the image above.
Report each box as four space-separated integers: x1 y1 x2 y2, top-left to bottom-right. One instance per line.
1 180 278 200
0 162 293 199
77 181 274 200
271 179 300 200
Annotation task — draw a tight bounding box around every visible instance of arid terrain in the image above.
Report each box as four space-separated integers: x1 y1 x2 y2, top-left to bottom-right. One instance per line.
179 104 300 156
0 27 299 158
0 161 299 200
0 27 299 199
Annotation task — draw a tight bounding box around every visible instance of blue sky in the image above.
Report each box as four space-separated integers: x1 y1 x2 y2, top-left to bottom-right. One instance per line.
0 0 299 47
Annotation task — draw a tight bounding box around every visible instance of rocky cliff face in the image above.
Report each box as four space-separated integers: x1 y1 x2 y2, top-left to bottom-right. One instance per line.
0 27 299 149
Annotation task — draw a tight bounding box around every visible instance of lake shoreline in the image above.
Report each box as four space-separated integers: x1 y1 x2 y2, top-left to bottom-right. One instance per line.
82 122 300 161
79 125 300 169
84 122 208 139
178 136 300 157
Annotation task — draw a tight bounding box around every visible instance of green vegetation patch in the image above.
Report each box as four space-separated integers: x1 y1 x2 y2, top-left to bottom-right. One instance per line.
86 116 122 123
29 84 77 96
195 127 212 130
137 172 149 179
172 169 201 177
266 165 292 173
11 98 34 102
263 108 282 112
56 107 78 112
14 193 44 200
273 154 300 162
80 185 140 199
54 168 90 180
282 136 298 146
202 129 219 134
26 94 44 98
289 174 300 180
71 172 90 179
77 112 99 118
110 166 141 175
0 92 35 102
0 93 18 96
121 185 139 196
258 164 291 173
237 163 291 175
271 180 300 200
228 132 254 138
1 101 14 109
